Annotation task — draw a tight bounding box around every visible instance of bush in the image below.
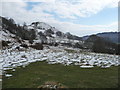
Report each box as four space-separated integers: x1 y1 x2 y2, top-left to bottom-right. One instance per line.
56 31 62 36
73 43 83 49
29 40 34 44
16 38 22 43
16 46 20 50
30 43 43 50
54 43 58 46
45 29 54 37
6 41 11 43
61 43 72 47
47 43 54 46
20 44 28 48
2 40 9 47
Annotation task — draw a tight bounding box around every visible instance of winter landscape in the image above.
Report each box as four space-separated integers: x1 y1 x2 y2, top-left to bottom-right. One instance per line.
0 0 120 89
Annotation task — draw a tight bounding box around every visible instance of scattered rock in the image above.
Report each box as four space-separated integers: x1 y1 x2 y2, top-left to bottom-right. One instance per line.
37 81 67 89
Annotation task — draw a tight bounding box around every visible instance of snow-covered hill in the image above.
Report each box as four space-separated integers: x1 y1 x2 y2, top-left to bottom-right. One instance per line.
27 22 60 40
0 29 16 42
26 21 83 44
29 22 54 31
0 16 119 79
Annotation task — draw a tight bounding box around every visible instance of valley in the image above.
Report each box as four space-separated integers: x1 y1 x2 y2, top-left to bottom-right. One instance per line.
0 16 119 89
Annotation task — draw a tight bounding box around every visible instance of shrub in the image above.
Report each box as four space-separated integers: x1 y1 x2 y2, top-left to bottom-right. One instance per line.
47 43 58 46
16 46 20 50
2 40 9 47
73 43 83 49
56 31 62 36
29 40 34 44
54 43 58 46
30 43 43 50
20 44 28 48
61 43 72 47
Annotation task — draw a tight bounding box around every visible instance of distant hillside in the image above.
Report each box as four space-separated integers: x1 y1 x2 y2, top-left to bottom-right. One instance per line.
82 32 120 44
1 16 120 55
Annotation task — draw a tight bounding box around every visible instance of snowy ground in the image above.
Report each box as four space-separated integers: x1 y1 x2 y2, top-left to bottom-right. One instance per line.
0 45 119 77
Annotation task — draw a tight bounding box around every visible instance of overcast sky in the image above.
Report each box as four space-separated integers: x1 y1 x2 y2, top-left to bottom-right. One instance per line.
0 0 119 36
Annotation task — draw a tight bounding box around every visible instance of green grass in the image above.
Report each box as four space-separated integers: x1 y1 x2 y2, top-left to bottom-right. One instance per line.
3 61 119 88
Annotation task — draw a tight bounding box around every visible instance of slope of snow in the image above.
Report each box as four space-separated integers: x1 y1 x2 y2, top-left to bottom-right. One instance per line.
27 25 34 30
37 22 52 30
27 22 60 38
37 29 44 33
0 29 16 41
29 22 52 30
0 27 119 78
1 45 119 76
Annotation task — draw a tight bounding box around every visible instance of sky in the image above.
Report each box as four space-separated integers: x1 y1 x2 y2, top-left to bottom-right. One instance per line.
0 0 119 37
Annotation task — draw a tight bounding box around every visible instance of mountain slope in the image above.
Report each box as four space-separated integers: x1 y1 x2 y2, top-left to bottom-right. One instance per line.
1 16 119 55
27 21 82 41
82 32 120 44
1 16 83 49
97 32 120 43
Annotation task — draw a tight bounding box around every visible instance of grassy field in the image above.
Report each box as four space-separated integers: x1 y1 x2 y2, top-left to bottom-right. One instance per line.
2 61 119 88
